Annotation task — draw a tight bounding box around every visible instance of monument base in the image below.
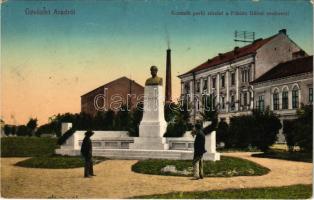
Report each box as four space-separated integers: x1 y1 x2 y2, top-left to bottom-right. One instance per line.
130 120 168 150
55 123 221 161
130 137 169 150
55 148 220 161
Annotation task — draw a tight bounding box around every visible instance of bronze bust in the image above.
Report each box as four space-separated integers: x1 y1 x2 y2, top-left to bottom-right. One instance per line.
145 66 163 86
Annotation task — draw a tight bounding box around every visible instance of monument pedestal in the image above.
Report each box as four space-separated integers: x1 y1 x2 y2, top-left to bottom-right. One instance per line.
130 85 169 150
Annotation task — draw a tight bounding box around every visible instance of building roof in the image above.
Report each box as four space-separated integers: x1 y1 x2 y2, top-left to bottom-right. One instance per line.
81 76 144 97
251 56 313 84
178 34 277 77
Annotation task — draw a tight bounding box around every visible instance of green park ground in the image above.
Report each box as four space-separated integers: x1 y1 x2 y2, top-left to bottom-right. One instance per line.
0 137 312 199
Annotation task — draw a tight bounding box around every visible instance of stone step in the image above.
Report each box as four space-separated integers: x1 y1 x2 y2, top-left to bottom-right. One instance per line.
55 148 220 161
93 150 187 156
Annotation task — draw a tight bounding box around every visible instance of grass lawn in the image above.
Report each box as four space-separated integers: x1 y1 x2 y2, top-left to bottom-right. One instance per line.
14 155 106 169
132 156 270 177
1 137 59 157
2 137 107 168
132 184 312 199
252 149 312 163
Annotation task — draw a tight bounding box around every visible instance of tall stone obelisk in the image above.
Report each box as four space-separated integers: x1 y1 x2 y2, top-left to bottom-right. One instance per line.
130 66 168 150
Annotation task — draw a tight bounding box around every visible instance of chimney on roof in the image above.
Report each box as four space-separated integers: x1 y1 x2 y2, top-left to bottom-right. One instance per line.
234 46 239 54
165 48 172 103
292 50 306 59
218 53 224 59
253 38 263 43
279 29 287 35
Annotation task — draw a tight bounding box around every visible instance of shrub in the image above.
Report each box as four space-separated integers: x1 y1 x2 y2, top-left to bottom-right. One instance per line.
294 105 312 153
228 115 254 149
3 125 12 136
164 103 190 137
128 103 143 137
35 123 56 137
164 102 177 122
26 118 38 136
201 108 218 135
282 105 313 153
227 108 281 151
164 120 187 137
114 105 131 130
283 120 297 152
251 109 282 152
216 120 229 145
16 125 31 136
131 156 270 177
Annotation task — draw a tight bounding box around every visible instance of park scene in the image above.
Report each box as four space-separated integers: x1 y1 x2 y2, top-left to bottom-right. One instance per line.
1 0 313 199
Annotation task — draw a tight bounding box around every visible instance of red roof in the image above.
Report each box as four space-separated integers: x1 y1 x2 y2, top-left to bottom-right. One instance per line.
81 76 144 97
251 56 313 84
179 35 276 77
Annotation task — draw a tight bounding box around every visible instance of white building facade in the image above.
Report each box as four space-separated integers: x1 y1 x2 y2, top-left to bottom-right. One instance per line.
178 29 305 122
252 56 313 120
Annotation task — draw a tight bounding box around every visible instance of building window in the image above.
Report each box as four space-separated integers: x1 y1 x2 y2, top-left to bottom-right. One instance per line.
221 75 225 88
184 83 190 94
309 88 313 103
230 95 235 111
292 87 299 109
203 79 208 92
239 93 242 106
282 91 288 109
258 95 265 111
212 77 216 89
196 81 200 93
241 68 251 83
243 92 247 106
273 92 279 110
244 70 247 82
212 96 216 110
231 72 235 86
221 96 225 109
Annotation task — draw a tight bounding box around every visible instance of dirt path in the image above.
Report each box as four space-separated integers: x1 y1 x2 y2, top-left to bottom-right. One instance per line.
1 153 312 198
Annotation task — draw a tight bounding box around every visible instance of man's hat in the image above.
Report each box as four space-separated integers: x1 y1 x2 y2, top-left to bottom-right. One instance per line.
85 130 94 136
195 117 203 129
150 65 158 71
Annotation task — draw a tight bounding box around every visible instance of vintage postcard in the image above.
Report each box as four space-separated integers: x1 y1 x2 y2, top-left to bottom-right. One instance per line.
1 0 313 199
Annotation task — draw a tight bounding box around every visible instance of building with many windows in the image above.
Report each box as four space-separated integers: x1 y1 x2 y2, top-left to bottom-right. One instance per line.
251 55 313 121
178 29 307 122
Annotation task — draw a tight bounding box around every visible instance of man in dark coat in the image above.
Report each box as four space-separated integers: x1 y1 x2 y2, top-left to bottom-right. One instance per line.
192 121 207 179
81 130 95 178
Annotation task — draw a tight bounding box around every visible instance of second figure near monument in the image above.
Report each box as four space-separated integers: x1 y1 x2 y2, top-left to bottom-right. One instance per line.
145 66 163 86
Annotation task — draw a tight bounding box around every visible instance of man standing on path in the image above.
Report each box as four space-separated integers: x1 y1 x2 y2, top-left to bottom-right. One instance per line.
192 121 207 179
81 130 96 178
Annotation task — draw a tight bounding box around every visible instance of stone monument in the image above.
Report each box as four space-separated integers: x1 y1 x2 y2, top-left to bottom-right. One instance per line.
130 66 169 150
56 66 220 160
